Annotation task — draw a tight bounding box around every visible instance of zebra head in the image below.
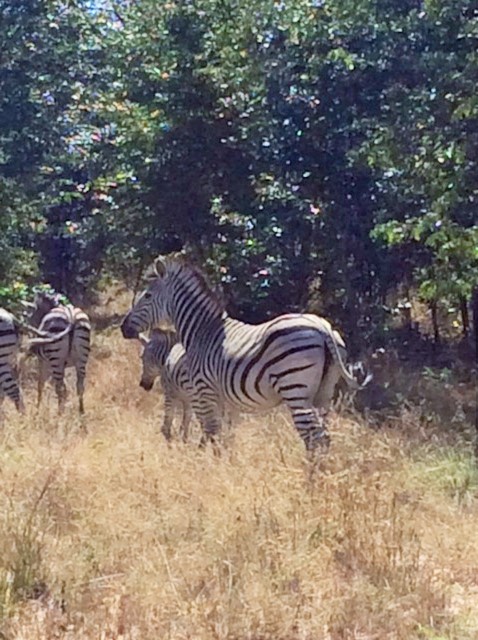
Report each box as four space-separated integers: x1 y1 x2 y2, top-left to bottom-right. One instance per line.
138 329 177 391
121 257 172 339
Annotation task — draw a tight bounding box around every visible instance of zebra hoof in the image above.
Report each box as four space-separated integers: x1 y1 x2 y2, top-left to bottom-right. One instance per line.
304 432 330 454
198 433 221 455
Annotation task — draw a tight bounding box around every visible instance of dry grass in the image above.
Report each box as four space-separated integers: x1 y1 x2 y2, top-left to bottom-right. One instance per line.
0 292 477 639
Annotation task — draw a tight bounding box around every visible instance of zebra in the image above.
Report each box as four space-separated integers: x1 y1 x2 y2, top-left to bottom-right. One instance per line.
0 308 24 413
26 291 91 414
121 254 370 451
138 328 194 442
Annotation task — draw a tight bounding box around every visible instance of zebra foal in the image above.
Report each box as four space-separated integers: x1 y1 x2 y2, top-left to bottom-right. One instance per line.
27 291 91 414
139 329 193 442
0 308 24 412
121 254 370 452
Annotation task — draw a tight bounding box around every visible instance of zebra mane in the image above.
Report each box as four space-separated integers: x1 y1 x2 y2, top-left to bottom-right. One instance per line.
147 253 226 315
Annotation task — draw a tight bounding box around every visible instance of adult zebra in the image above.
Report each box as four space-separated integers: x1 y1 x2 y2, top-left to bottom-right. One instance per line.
138 329 193 442
121 254 370 451
27 292 91 414
0 308 24 412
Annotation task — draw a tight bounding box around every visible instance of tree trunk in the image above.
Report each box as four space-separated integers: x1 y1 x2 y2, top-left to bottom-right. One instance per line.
132 259 146 305
430 300 440 345
459 296 469 339
472 287 478 351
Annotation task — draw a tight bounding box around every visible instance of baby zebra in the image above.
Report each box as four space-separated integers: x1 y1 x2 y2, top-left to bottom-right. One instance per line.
139 329 193 442
27 291 91 414
0 308 24 412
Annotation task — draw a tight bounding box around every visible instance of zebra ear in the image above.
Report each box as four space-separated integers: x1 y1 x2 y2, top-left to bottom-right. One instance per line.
153 256 167 277
145 256 167 280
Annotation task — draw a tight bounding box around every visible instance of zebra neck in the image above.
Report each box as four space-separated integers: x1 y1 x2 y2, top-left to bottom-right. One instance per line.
172 303 225 350
178 315 226 350
167 276 226 349
153 345 168 367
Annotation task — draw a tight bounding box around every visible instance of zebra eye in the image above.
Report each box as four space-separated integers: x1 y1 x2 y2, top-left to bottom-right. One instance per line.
144 292 152 300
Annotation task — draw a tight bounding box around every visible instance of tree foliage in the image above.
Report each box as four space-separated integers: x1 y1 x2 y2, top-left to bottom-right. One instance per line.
0 0 476 344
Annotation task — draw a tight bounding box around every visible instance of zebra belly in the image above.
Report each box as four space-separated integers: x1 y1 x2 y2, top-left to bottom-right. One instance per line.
220 389 282 413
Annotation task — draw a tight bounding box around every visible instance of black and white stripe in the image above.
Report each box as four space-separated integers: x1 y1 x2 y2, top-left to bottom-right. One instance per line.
121 255 370 451
28 292 91 414
0 308 24 412
138 329 193 441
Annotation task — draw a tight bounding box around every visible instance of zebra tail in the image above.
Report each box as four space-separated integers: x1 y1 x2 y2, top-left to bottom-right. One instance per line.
24 324 53 337
12 315 54 339
324 331 372 391
27 324 74 347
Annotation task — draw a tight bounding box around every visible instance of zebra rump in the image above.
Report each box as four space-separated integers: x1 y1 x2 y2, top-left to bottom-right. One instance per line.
0 308 24 412
27 291 91 414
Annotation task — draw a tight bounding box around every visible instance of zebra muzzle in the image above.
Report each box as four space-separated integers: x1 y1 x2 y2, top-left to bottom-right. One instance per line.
121 319 139 339
139 379 154 391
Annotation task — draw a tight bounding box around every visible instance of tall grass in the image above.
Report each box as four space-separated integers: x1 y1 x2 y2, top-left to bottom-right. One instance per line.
0 298 476 639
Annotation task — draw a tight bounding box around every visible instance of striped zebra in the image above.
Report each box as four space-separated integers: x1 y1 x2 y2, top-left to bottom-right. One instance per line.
27 292 91 414
0 308 24 412
138 329 193 442
121 254 370 451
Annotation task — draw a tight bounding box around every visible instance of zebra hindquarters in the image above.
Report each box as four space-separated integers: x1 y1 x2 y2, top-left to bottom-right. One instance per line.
270 353 330 452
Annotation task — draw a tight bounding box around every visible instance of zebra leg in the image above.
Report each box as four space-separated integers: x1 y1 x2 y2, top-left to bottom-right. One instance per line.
221 403 235 431
52 365 67 414
314 363 341 415
76 368 86 415
179 400 192 443
194 397 223 449
287 403 330 452
14 389 24 414
161 391 174 441
73 329 90 415
2 370 24 413
37 361 49 409
9 364 24 413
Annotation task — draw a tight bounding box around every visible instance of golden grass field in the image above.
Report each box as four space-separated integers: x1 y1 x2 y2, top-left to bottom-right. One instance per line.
0 291 477 639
